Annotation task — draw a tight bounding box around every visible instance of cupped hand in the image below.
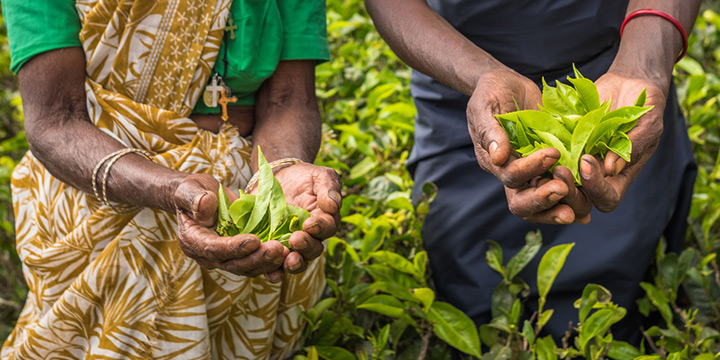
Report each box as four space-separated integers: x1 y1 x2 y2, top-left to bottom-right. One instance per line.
173 173 288 282
468 69 584 224
579 72 666 212
249 163 342 274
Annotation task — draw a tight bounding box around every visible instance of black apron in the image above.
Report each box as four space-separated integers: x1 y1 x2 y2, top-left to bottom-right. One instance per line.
408 0 696 344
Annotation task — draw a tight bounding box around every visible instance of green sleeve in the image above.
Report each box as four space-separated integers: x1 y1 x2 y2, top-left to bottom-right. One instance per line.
2 0 82 74
276 0 330 62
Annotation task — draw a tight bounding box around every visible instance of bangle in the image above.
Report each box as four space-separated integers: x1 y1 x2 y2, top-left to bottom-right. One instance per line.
244 158 305 193
620 9 688 63
92 148 155 214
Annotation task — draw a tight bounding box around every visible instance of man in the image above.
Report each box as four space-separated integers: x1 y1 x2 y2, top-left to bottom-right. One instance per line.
366 0 699 343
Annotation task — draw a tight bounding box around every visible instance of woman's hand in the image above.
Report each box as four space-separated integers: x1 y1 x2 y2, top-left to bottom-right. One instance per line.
468 69 591 224
173 173 288 282
250 163 342 274
579 72 666 212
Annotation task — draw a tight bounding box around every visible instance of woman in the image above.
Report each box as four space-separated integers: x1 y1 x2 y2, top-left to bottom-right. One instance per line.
1 0 341 358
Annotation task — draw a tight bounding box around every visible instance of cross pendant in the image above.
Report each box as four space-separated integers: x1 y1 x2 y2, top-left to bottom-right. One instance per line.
203 75 225 107
218 86 238 121
225 17 238 40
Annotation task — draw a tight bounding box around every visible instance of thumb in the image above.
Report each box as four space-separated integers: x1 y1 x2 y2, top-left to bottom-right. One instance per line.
174 178 220 228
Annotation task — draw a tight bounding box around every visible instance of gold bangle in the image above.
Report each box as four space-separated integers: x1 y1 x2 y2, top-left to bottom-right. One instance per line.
244 157 305 193
94 148 155 214
92 149 132 204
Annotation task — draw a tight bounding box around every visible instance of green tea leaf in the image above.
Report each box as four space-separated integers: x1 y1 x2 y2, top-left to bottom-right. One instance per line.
608 132 632 162
515 111 572 146
506 230 542 280
229 194 255 228
535 336 558 360
243 147 274 233
570 107 606 174
608 341 641 360
541 77 573 116
427 301 482 358
411 287 435 312
310 346 356 360
634 88 647 107
357 294 406 318
486 240 505 278
535 130 575 177
640 282 673 325
537 243 575 311
568 77 600 112
268 176 288 238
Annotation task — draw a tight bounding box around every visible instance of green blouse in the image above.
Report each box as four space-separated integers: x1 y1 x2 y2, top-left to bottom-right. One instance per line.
2 0 329 112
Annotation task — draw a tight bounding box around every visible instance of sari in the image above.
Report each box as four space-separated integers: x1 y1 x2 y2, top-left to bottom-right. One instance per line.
2 0 325 358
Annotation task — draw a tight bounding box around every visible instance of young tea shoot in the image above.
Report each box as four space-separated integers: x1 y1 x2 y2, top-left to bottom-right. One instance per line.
495 66 653 185
216 147 309 247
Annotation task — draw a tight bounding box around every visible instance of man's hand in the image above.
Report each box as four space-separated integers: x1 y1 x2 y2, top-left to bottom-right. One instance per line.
260 163 342 274
174 173 288 282
579 72 666 212
468 69 591 224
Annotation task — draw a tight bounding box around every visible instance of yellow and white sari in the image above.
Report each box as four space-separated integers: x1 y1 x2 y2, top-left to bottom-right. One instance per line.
3 1 324 358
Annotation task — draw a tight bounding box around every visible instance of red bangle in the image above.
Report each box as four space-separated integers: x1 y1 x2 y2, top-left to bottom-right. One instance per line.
620 9 688 63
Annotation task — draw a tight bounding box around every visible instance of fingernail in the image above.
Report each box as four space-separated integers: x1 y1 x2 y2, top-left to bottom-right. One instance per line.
328 190 342 207
549 192 563 202
488 141 498 157
581 158 592 180
294 239 308 250
613 158 624 176
289 262 301 272
542 156 557 169
241 240 256 251
264 250 275 262
192 192 207 213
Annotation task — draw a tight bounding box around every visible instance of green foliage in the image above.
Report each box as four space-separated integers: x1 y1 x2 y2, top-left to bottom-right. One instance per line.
496 68 652 184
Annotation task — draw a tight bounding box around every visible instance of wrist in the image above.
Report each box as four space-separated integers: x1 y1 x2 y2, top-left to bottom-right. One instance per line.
610 12 683 93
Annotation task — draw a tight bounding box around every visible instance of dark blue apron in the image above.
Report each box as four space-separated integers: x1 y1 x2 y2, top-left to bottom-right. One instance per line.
408 0 696 344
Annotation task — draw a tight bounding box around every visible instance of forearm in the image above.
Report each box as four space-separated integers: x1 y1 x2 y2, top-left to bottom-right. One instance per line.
20 48 185 213
251 60 322 170
610 0 701 93
364 0 506 96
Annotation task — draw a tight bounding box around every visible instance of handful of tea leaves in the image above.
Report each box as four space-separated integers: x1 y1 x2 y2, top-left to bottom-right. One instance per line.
495 67 653 185
216 148 309 247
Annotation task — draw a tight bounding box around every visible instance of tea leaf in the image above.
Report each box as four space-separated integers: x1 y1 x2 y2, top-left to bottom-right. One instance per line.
358 294 406 318
268 176 288 238
570 107 606 172
243 147 274 233
608 132 632 162
427 301 482 358
310 346 356 360
568 77 601 112
634 88 647 107
506 231 542 280
537 243 575 311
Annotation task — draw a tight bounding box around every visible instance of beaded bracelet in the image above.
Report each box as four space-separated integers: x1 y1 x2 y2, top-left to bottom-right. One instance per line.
620 9 688 63
244 157 305 193
92 148 155 214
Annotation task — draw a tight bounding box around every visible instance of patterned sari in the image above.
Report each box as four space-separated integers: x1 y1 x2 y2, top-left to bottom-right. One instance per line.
2 0 325 358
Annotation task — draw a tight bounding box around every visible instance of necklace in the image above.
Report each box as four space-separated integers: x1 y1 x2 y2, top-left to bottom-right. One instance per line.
202 13 238 121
